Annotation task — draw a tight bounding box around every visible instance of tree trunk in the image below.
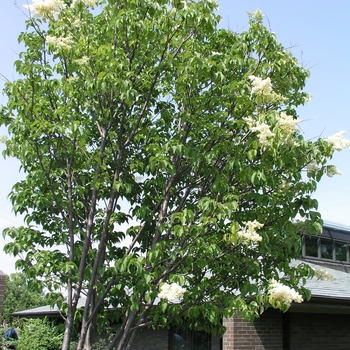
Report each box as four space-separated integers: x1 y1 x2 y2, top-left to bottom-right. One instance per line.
84 323 92 350
62 314 74 350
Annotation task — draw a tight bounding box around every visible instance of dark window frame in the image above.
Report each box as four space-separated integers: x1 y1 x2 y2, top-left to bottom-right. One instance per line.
335 240 348 262
301 225 350 263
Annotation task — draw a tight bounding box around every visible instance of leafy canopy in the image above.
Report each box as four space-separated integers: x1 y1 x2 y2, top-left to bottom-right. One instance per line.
1 1 349 349
2 272 46 324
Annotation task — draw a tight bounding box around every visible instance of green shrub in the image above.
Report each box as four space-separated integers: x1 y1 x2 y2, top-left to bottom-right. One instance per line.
16 318 63 350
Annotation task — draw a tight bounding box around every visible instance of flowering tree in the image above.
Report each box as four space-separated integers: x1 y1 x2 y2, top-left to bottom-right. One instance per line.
1 1 349 349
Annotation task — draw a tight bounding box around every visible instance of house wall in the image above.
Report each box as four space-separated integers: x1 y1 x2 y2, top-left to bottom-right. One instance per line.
223 309 350 350
131 328 221 350
132 328 169 350
286 312 350 350
223 309 283 350
91 309 350 350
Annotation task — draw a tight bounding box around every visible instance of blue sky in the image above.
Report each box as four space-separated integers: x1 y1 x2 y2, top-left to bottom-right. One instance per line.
0 0 349 274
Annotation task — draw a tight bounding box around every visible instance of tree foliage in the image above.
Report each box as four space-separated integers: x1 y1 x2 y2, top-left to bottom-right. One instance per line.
16 318 63 350
1 1 349 349
2 272 45 323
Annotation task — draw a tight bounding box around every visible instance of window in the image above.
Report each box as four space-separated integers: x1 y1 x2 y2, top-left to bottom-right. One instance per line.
169 329 211 350
335 241 348 262
320 239 333 260
302 234 349 263
305 236 318 257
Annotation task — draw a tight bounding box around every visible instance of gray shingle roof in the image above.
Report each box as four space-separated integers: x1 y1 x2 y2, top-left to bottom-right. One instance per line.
11 298 86 318
294 260 350 301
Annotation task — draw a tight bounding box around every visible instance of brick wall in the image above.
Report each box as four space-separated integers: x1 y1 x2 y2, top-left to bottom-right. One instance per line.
131 328 220 350
110 307 350 350
223 309 350 350
0 270 6 322
223 317 234 349
223 309 283 350
287 312 350 350
132 328 169 350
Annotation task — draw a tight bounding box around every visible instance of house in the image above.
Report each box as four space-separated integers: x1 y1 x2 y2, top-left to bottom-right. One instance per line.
222 222 350 350
10 223 350 349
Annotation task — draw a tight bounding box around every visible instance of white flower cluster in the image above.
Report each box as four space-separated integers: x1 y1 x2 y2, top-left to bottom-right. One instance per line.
46 35 74 52
237 220 263 245
252 9 264 21
326 165 343 177
244 111 301 147
24 0 98 20
306 161 320 173
268 279 303 307
74 56 89 66
306 163 343 177
158 282 186 301
312 268 336 281
71 18 82 27
279 180 292 191
24 0 65 20
276 112 301 136
0 135 8 143
71 0 98 6
67 76 78 83
248 75 272 95
244 117 275 147
324 131 350 152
